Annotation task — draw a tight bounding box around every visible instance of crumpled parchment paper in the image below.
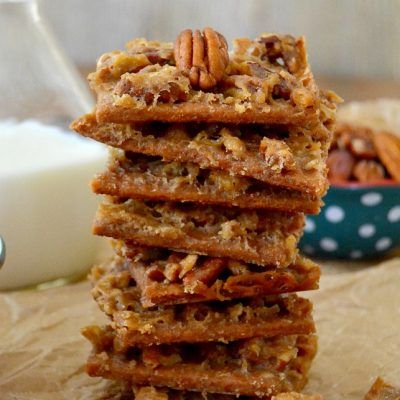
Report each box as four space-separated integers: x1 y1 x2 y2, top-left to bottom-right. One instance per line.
0 257 399 400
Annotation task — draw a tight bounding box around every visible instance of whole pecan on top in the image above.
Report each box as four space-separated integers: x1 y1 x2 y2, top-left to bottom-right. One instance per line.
174 27 229 90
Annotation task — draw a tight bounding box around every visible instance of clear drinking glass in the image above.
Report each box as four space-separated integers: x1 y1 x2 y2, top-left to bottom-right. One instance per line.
0 0 93 125
0 0 106 290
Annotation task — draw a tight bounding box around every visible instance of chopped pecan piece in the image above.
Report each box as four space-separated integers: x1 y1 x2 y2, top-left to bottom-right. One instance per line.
273 80 291 100
174 27 229 90
258 34 303 73
327 149 355 181
115 80 187 104
227 260 250 275
220 128 246 157
163 262 181 282
183 258 225 287
114 65 189 104
146 265 165 282
178 254 199 279
125 38 174 65
353 160 385 182
260 138 296 171
218 220 243 239
291 88 315 108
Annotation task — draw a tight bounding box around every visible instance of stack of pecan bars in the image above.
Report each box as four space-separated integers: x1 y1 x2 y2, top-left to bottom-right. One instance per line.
72 28 338 399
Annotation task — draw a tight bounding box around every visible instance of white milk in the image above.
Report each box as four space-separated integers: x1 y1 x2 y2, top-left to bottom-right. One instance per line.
0 120 107 290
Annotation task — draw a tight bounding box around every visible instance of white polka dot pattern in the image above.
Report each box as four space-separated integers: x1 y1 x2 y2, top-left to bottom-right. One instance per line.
388 206 400 223
360 192 383 206
304 218 316 233
325 205 345 223
358 224 376 238
320 237 338 252
375 237 392 251
301 187 399 259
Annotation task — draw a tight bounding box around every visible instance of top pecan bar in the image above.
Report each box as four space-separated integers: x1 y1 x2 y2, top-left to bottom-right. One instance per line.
89 29 339 124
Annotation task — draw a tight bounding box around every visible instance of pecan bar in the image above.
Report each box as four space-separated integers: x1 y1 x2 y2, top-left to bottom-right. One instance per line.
90 259 315 347
87 32 338 127
92 150 321 214
83 325 317 397
72 114 329 196
132 386 322 399
111 245 319 307
93 199 304 267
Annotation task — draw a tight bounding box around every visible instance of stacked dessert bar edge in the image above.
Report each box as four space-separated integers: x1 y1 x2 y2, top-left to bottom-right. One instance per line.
71 27 339 399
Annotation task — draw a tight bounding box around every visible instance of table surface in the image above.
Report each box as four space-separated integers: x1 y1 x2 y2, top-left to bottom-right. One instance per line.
0 255 399 400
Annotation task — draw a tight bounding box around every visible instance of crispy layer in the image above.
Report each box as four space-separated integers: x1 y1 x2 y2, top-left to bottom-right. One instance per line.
112 245 320 307
83 326 317 397
87 35 337 126
92 150 321 214
132 386 322 400
93 199 304 267
72 114 329 196
90 259 315 346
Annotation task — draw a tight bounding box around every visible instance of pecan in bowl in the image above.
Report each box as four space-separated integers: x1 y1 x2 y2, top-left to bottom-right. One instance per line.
301 121 400 260
328 122 400 184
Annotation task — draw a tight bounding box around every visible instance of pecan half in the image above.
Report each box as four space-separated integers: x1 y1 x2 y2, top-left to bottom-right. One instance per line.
327 149 355 181
373 132 400 182
349 136 376 158
353 160 385 182
334 123 376 158
174 27 229 90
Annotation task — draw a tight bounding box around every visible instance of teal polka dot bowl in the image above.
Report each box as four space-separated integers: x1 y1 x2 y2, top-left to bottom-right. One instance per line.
299 181 400 260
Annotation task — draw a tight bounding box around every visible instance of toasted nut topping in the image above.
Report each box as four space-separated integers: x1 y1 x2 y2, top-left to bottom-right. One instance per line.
174 27 229 90
257 34 303 73
260 137 296 171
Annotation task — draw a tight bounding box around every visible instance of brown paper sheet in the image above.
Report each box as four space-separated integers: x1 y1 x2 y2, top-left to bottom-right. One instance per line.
0 257 399 400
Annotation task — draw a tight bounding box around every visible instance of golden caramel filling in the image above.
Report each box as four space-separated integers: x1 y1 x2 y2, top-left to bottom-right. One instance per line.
89 34 328 114
84 323 308 373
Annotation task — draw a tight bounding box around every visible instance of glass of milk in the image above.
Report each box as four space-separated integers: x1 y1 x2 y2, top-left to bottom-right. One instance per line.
0 0 107 289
